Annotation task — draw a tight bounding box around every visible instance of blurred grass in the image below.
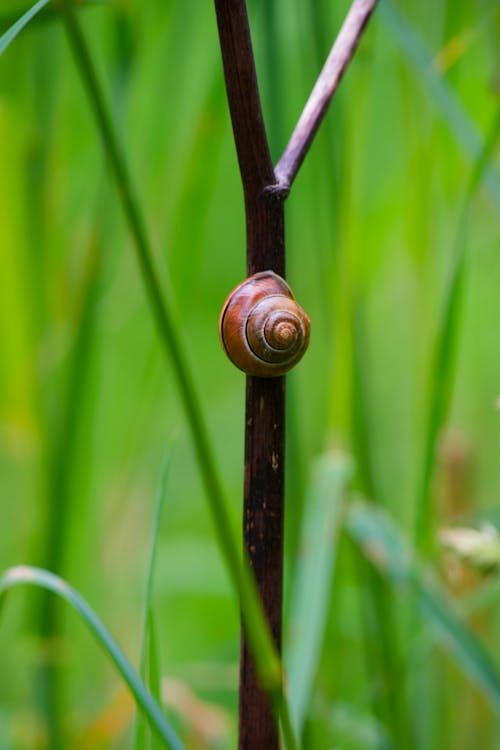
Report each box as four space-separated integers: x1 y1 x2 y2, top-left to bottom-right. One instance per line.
347 501 500 712
351 300 412 750
415 108 500 550
285 451 353 738
0 0 499 748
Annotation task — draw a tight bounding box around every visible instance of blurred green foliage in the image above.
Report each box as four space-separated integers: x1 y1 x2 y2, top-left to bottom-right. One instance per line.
0 0 499 748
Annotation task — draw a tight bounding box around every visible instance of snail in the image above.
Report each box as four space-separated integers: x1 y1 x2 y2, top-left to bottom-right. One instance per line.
219 271 311 377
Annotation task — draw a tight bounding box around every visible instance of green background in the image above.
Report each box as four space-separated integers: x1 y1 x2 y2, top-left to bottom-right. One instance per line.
0 0 499 748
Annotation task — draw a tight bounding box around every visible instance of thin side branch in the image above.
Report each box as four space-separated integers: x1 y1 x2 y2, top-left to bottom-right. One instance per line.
275 0 378 191
213 0 275 200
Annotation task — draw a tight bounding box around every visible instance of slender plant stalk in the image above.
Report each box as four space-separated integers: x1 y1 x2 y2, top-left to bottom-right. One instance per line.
275 0 378 190
57 4 300 749
212 2 285 745
134 454 172 750
213 1 377 747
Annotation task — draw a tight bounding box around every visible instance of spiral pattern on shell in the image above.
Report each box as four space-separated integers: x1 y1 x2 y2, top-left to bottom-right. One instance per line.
219 271 311 377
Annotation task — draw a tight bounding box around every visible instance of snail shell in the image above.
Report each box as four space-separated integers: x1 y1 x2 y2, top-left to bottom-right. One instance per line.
219 271 311 377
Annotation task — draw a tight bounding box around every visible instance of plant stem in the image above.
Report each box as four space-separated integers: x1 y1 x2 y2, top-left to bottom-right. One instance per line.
213 1 380 745
213 2 287 747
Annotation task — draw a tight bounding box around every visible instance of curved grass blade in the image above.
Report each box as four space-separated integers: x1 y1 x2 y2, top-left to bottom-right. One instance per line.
347 502 500 712
0 566 186 750
0 0 51 54
134 454 172 750
55 6 298 748
147 611 162 750
0 1 108 37
286 451 354 737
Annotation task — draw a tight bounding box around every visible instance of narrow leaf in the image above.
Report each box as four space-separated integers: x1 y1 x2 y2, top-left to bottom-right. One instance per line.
0 0 51 54
0 1 108 36
148 611 163 750
134 454 172 750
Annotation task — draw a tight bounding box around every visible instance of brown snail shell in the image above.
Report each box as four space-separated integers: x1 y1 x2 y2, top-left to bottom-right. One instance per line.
219 271 311 377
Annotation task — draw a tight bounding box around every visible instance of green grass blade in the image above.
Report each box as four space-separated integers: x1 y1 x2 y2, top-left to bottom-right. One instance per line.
134 455 172 750
0 1 108 36
380 0 500 208
148 611 163 750
55 6 297 747
279 697 301 750
141 456 171 677
136 609 163 750
0 566 186 750
286 451 353 737
0 0 51 54
347 502 500 712
415 109 500 548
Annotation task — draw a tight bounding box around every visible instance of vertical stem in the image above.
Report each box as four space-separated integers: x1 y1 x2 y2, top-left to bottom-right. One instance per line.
240 197 285 749
212 2 286 747
241 377 285 748
213 1 376 745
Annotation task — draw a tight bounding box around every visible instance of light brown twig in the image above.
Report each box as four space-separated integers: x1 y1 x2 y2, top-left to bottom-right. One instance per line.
275 0 378 191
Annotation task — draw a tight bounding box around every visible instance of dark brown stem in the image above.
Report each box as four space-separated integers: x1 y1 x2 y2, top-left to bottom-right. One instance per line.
213 0 378 746
213 0 275 200
275 0 378 191
213 2 286 749
241 371 285 750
